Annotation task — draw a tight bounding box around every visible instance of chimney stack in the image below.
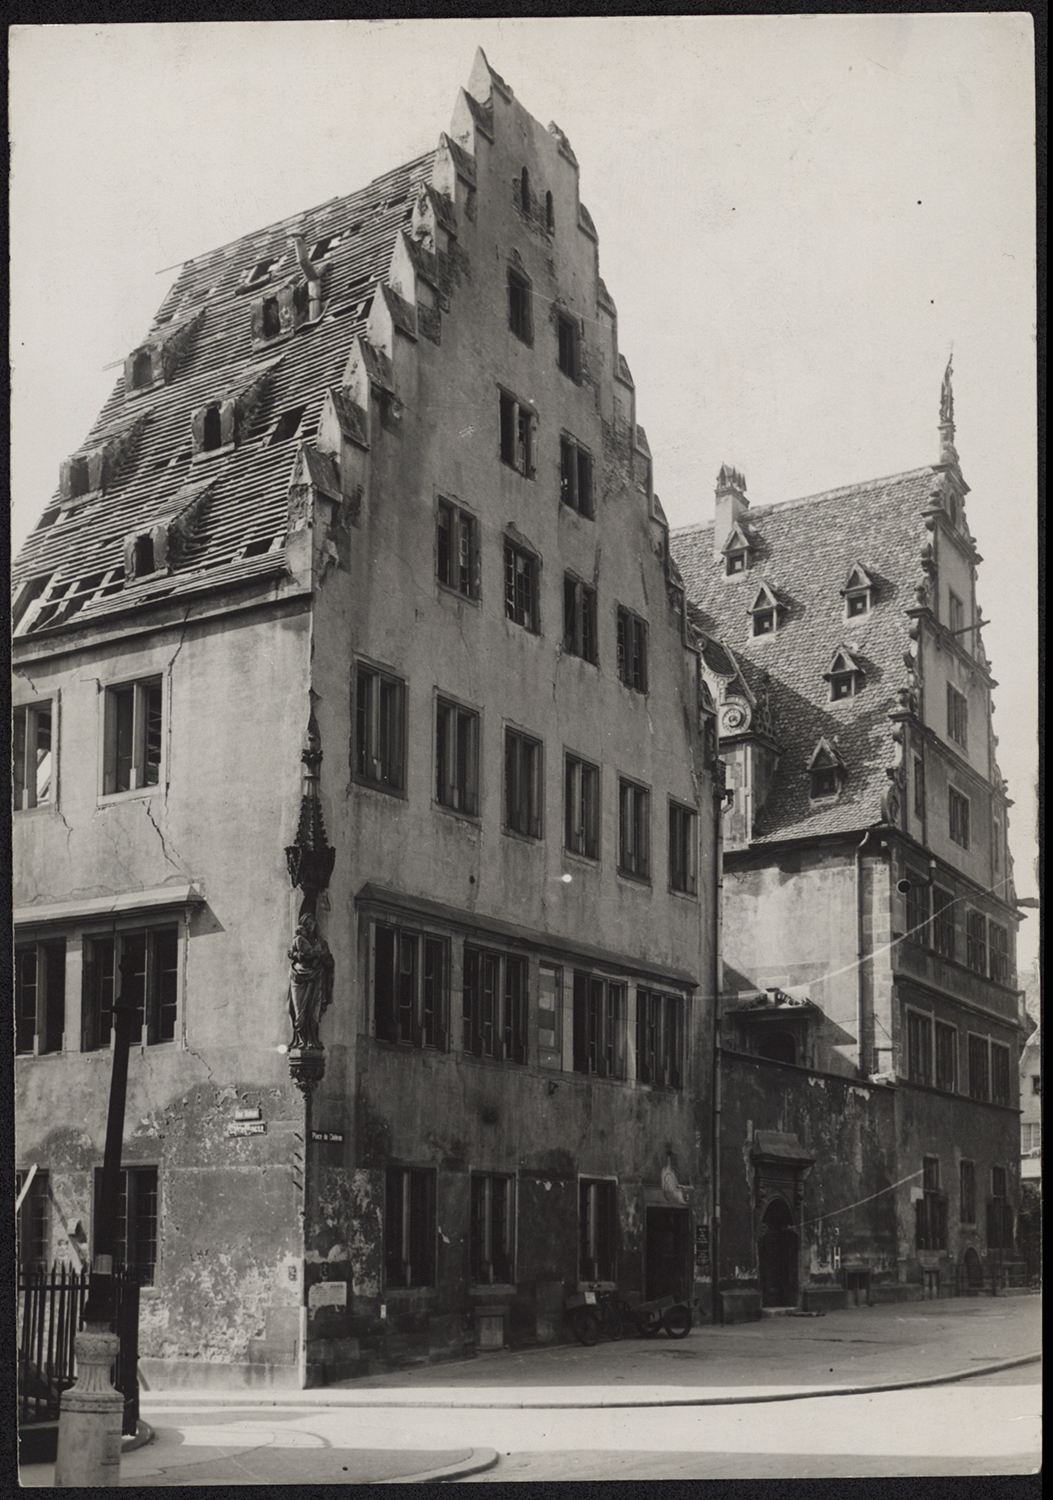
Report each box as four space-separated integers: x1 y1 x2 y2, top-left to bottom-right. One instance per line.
714 464 748 561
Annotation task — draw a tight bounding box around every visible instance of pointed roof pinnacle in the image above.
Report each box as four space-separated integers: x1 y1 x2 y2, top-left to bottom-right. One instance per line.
939 356 956 462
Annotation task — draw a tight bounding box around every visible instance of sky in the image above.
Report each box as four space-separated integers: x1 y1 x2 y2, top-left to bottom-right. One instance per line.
9 16 1039 959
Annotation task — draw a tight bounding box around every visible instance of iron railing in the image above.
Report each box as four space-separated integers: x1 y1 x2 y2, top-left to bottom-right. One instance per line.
17 1264 139 1435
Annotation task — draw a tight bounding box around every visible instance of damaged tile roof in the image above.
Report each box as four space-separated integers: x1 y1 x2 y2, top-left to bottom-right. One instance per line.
12 151 436 637
671 468 939 844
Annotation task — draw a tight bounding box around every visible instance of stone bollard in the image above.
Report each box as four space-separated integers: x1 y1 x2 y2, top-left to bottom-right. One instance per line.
53 1329 123 1487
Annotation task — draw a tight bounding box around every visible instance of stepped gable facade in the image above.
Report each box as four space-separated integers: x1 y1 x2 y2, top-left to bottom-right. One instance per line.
670 379 1026 1311
14 51 718 1385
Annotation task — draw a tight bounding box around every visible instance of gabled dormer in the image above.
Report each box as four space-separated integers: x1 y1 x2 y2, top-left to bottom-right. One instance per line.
841 561 876 619
191 360 279 460
122 479 214 582
808 738 847 801
824 645 865 701
747 580 782 638
721 521 755 577
58 417 147 508
124 308 205 396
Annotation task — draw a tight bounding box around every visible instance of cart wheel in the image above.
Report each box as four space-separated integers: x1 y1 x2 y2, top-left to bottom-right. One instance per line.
603 1301 624 1341
571 1306 598 1346
663 1304 692 1339
639 1310 664 1338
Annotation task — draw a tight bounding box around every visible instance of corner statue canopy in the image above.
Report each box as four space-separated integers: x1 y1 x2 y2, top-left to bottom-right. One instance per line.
287 913 334 1051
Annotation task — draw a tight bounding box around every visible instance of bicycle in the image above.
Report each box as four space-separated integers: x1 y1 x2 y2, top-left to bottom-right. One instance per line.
565 1283 623 1345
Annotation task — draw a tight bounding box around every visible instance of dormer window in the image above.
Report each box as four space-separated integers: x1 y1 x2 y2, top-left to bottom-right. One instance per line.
721 522 754 577
808 738 846 800
132 536 156 577
261 296 282 340
747 582 781 637
824 647 864 701
726 551 747 576
202 407 223 451
61 455 92 501
129 348 154 391
841 562 875 619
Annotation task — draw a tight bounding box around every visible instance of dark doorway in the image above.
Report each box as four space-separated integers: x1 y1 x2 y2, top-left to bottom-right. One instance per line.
645 1207 689 1301
758 1196 799 1307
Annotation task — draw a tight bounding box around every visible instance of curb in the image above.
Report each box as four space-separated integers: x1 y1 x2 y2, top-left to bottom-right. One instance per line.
135 1351 1040 1412
375 1447 500 1484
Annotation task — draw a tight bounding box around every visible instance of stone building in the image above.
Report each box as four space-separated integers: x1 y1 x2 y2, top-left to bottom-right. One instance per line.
13 53 718 1386
671 370 1027 1312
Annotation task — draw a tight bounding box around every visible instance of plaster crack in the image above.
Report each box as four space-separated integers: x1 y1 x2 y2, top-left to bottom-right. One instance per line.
143 800 191 876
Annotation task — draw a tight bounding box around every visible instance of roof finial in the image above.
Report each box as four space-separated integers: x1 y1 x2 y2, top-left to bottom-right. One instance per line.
938 354 956 461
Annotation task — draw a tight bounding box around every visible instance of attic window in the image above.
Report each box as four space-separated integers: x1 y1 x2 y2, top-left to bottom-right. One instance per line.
63 456 91 500
129 349 154 390
726 550 747 576
270 407 307 445
261 297 282 339
826 648 864 701
752 607 775 637
132 536 156 577
811 765 839 799
202 407 223 452
841 564 874 619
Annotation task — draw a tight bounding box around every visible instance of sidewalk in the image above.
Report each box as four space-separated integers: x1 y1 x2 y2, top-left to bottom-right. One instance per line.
19 1293 1040 1486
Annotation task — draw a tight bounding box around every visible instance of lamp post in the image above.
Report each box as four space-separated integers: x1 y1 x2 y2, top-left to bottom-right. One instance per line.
54 946 139 1486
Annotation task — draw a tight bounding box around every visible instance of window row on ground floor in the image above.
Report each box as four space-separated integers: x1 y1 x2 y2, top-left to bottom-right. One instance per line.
914 1156 1016 1251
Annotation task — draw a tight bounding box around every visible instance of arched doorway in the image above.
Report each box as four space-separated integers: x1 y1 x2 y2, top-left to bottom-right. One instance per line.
758 1196 799 1308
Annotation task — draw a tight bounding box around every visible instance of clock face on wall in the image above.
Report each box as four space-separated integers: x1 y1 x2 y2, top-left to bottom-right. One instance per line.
720 699 751 736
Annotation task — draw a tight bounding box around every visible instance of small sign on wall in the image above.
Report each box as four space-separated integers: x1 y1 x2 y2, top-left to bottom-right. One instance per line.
227 1121 267 1137
308 1279 348 1309
309 1130 344 1143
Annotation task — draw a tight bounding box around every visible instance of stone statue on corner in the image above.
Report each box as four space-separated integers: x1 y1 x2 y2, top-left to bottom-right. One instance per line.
287 913 334 1050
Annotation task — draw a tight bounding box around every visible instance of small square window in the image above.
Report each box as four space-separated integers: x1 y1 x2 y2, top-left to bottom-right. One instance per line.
752 608 775 637
103 678 162 795
846 591 870 618
725 551 746 576
830 673 855 701
810 765 839 799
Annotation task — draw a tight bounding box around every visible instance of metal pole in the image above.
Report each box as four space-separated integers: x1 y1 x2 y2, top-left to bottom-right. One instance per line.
55 945 139 1484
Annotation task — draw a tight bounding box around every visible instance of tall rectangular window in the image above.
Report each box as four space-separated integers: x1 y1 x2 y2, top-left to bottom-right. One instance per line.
462 947 528 1064
507 270 532 344
572 972 627 1079
470 1173 515 1285
564 754 599 860
504 541 540 632
435 699 479 816
988 923 1009 984
967 1034 990 1101
563 576 598 662
537 963 563 1069
965 911 988 974
932 888 956 959
635 989 684 1088
504 728 542 839
948 590 965 634
947 684 969 749
16 1170 50 1270
618 778 650 880
949 787 970 849
992 815 1002 874
668 802 698 895
499 391 535 478
990 1043 1011 1107
579 1178 617 1281
373 924 448 1049
959 1159 976 1223
913 755 925 818
385 1166 435 1288
917 1157 946 1250
616 607 648 692
13 702 53 809
15 939 65 1055
987 1165 1012 1252
560 437 594 518
935 1022 958 1092
95 1166 159 1285
103 678 162 795
436 499 479 599
905 874 929 942
355 664 406 792
82 927 178 1051
556 314 580 380
907 1010 933 1085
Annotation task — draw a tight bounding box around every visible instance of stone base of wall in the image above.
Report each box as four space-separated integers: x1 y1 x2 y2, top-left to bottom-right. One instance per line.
869 1282 923 1305
139 1357 301 1391
802 1284 848 1313
720 1289 762 1323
